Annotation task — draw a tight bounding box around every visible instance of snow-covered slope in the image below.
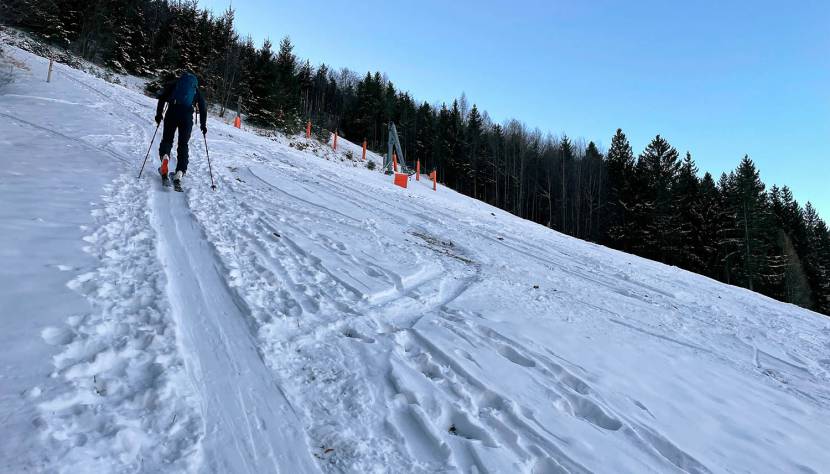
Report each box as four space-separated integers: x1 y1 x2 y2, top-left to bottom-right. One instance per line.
2 45 829 474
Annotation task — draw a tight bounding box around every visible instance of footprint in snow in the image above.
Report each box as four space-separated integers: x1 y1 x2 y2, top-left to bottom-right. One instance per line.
341 327 376 344
446 411 498 447
41 326 74 346
23 386 42 399
496 344 536 368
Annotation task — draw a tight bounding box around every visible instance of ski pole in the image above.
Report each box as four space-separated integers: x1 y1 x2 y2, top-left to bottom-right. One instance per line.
203 132 216 190
138 104 167 180
137 121 161 179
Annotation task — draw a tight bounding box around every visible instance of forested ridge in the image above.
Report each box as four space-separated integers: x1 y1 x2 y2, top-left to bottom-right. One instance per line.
3 0 829 315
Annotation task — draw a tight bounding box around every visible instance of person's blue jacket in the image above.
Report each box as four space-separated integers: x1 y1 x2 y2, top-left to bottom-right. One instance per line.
155 78 207 131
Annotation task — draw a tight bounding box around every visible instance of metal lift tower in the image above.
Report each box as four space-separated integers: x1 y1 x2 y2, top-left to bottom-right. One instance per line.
385 122 408 174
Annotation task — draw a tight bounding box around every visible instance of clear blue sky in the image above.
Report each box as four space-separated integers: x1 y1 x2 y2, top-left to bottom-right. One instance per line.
201 0 829 219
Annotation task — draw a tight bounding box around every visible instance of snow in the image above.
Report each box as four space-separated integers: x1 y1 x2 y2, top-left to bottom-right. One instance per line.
2 43 830 474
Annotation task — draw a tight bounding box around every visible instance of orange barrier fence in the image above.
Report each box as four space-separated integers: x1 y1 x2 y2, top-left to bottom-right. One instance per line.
394 173 408 188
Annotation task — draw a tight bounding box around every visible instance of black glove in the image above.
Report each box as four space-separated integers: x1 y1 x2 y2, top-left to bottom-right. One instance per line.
155 114 162 125
201 125 207 135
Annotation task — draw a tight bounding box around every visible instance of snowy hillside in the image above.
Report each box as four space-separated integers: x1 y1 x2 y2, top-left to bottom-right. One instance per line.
2 45 830 474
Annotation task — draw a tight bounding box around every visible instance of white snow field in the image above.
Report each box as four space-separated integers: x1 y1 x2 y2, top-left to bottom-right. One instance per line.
2 45 830 474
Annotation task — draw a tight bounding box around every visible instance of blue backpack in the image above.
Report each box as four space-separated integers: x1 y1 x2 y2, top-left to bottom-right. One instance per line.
171 73 198 106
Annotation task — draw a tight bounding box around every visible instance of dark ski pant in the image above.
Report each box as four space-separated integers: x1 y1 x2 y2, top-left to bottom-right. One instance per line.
159 105 194 174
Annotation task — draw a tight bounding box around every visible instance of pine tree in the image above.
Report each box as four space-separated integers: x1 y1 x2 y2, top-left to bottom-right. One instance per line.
235 36 257 112
273 36 301 132
698 172 723 278
583 141 604 241
486 123 505 207
633 135 680 261
768 186 811 304
414 102 435 172
105 0 149 74
396 92 417 161
1 0 74 47
671 152 703 270
465 104 484 199
721 155 775 291
603 129 636 250
246 39 279 126
163 0 199 71
433 104 452 182
349 71 384 147
717 171 740 283
297 60 313 118
446 100 465 190
209 7 241 117
559 135 574 233
383 81 397 124
802 203 830 313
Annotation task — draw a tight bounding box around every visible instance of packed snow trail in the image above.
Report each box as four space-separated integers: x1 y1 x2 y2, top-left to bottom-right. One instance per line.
0 44 318 473
152 184 318 473
3 40 830 474
0 44 207 473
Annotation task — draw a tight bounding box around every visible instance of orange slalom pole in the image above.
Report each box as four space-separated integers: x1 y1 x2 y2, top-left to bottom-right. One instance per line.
393 152 398 172
432 170 437 191
362 140 367 160
306 120 311 138
416 159 420 181
333 131 338 150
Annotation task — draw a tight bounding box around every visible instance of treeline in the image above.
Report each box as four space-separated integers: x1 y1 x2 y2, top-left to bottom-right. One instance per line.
3 0 829 315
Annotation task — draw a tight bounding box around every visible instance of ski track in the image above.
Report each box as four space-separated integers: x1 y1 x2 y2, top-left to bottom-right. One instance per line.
21 54 205 473
151 181 319 474
8 43 830 474
25 53 320 473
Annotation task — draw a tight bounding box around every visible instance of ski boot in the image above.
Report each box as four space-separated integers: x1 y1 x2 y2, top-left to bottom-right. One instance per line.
173 170 184 192
159 155 171 186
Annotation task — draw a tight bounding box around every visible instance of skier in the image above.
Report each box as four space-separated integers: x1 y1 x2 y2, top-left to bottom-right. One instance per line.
155 71 207 191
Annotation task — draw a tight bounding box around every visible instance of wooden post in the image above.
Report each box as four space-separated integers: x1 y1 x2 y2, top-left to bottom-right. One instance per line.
47 59 53 83
306 121 311 139
416 160 420 181
362 140 367 160
333 130 338 150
